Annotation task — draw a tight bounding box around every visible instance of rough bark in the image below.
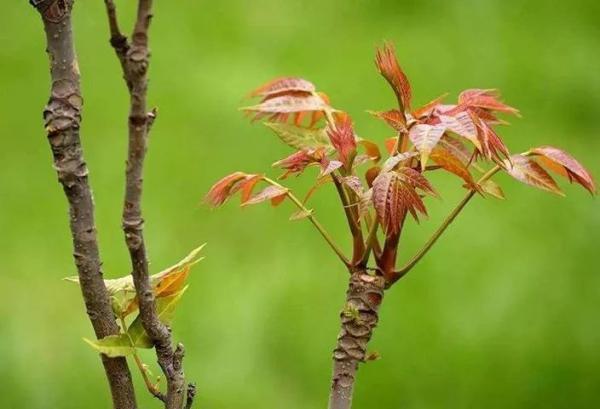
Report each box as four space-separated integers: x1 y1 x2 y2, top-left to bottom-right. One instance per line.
31 1 137 408
329 272 385 409
103 1 189 407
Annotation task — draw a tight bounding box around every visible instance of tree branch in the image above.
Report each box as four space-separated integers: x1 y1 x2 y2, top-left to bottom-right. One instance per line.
103 1 190 407
103 0 128 69
328 272 385 409
31 1 137 407
331 175 365 265
388 165 501 286
264 177 351 267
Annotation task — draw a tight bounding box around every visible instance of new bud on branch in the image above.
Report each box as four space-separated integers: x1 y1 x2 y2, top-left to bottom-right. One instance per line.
207 42 595 409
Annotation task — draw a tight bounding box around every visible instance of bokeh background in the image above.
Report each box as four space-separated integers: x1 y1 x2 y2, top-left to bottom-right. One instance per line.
1 1 599 408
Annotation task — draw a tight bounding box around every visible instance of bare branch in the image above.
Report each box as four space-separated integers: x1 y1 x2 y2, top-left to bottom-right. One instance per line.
31 1 136 407
184 383 197 409
103 0 128 68
103 0 188 406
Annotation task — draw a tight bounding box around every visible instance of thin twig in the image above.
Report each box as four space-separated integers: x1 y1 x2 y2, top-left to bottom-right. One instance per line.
184 384 197 409
388 165 501 285
31 1 136 407
322 106 365 264
264 177 350 267
103 0 188 407
331 174 365 264
120 318 165 402
103 0 129 70
359 219 379 266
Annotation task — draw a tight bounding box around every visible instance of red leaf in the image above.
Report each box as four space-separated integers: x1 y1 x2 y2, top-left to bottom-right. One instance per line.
408 124 446 169
358 139 382 163
438 134 473 165
365 166 381 188
239 175 263 203
319 159 343 177
459 89 519 116
372 170 428 233
242 94 329 123
384 137 397 154
531 146 596 194
242 185 289 206
503 154 564 196
438 112 479 149
271 193 287 207
398 167 438 197
250 77 316 99
273 149 324 179
412 93 448 118
327 116 357 167
368 109 407 132
473 115 510 161
375 43 412 110
342 175 364 195
205 172 252 207
429 147 476 188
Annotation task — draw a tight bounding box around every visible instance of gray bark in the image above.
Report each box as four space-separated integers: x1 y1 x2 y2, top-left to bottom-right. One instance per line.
31 1 137 408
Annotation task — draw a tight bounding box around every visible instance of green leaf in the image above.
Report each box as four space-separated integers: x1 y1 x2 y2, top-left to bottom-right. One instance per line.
65 245 204 319
83 336 135 358
480 179 505 199
126 286 189 349
264 122 331 151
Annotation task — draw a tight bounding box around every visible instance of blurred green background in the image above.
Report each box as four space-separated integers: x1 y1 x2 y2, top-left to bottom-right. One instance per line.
1 1 599 408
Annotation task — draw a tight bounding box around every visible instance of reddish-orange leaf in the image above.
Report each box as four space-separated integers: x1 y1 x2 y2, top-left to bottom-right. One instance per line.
375 43 412 110
372 170 427 233
438 112 479 149
358 139 381 163
430 147 476 188
273 149 324 179
319 159 343 177
155 266 190 298
242 185 289 206
473 115 510 161
398 167 438 197
412 93 448 118
408 124 446 169
327 116 357 167
250 77 316 99
205 172 251 207
242 94 329 123
459 89 520 115
438 134 473 165
503 154 564 196
531 146 596 194
365 166 381 188
384 137 397 154
342 175 364 196
368 109 407 132
271 193 287 207
239 175 263 203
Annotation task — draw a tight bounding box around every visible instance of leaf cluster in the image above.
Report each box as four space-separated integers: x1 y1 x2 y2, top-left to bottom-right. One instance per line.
66 246 204 357
207 42 595 284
